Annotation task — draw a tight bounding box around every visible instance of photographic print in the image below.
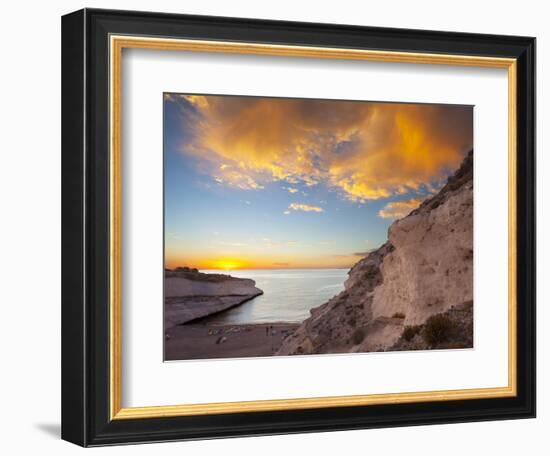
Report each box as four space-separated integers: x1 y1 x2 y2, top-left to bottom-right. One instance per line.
163 94 473 361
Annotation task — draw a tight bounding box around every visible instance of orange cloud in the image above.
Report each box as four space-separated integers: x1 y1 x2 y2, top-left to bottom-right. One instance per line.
378 198 423 219
170 94 472 202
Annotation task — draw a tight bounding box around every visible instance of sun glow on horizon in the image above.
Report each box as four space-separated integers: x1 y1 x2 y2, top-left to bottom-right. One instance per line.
164 94 472 272
211 258 244 270
164 254 366 271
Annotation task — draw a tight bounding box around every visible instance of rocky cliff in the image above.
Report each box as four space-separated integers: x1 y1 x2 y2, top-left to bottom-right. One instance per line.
164 268 263 328
277 150 473 355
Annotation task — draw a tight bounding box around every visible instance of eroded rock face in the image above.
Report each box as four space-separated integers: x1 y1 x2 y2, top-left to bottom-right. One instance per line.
277 151 473 355
371 166 473 326
164 270 263 328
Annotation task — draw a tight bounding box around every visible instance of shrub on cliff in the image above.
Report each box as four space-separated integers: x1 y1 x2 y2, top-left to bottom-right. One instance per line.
175 266 197 272
423 314 455 346
352 327 367 345
402 325 421 341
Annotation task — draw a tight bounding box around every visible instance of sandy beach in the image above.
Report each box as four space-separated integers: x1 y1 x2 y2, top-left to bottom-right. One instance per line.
165 322 299 361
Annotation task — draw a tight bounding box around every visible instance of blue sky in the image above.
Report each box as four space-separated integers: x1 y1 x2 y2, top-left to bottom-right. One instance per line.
164 94 472 269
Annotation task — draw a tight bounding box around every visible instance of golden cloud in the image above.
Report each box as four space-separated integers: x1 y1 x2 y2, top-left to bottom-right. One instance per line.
288 203 324 213
171 95 472 202
378 198 423 219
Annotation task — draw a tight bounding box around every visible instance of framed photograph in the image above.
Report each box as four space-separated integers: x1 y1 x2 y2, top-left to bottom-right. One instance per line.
61 8 535 446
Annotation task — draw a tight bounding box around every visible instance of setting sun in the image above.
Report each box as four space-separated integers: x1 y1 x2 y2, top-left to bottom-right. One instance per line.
210 258 245 270
164 94 472 271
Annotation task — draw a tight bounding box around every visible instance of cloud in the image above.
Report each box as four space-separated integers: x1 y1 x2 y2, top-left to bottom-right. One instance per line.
288 203 324 213
213 168 264 190
284 187 299 193
171 95 472 200
377 198 423 219
283 210 291 215
332 249 376 259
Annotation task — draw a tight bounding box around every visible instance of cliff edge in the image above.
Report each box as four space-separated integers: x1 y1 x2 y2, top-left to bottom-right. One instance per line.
164 268 263 328
277 150 473 355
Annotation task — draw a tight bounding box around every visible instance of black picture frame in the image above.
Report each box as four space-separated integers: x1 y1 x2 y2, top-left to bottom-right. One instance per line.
62 8 536 447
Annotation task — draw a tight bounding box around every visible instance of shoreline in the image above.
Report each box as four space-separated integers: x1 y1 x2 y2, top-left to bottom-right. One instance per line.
164 268 264 328
165 322 300 361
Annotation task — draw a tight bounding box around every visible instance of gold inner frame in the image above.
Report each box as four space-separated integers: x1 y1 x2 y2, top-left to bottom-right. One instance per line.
109 35 517 420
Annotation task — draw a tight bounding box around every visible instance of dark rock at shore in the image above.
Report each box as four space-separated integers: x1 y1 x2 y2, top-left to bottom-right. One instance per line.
164 322 300 361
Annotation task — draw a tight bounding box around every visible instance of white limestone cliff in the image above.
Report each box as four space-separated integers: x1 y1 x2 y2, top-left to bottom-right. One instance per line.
277 150 473 355
164 269 263 328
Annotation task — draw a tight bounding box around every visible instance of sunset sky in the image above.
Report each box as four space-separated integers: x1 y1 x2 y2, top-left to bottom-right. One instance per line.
164 94 472 270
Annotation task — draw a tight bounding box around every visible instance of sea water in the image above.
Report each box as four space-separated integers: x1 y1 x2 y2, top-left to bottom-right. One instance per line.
201 269 348 324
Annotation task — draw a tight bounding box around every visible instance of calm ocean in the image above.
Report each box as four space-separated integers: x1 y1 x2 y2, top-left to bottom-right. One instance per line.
202 269 348 324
